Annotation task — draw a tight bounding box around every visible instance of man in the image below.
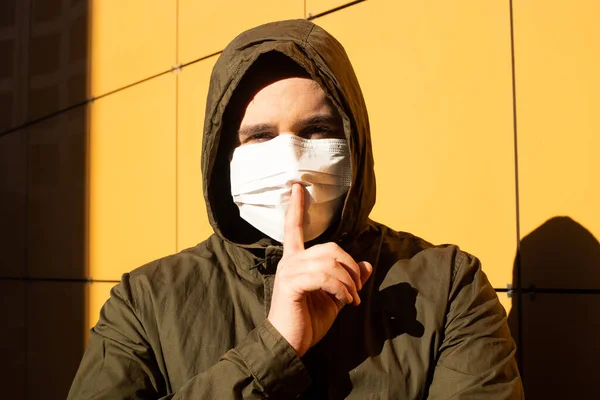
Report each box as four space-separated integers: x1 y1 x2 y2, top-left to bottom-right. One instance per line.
68 20 523 399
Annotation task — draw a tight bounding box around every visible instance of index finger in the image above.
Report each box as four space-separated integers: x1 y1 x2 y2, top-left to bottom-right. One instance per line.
283 183 305 255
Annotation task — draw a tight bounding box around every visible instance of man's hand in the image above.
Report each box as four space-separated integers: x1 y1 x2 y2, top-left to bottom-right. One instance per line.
267 183 373 357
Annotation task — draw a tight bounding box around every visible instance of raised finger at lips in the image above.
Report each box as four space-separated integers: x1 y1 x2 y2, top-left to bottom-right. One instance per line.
283 183 305 255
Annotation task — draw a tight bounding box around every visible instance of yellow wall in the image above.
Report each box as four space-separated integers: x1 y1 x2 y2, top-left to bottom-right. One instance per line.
86 0 521 316
84 1 600 396
512 1 600 397
83 0 600 358
2 0 598 398
515 0 600 249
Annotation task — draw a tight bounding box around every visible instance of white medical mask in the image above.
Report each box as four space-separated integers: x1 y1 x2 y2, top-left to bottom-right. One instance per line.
230 134 352 242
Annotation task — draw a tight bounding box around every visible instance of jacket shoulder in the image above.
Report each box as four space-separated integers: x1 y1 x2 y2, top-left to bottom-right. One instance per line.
373 220 470 264
114 235 233 309
129 235 219 278
370 220 482 292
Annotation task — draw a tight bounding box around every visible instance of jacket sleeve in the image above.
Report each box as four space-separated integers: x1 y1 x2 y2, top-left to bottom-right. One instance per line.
67 275 311 399
427 251 524 399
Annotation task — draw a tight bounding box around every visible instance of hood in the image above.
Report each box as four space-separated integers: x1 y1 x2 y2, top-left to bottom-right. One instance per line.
201 19 376 248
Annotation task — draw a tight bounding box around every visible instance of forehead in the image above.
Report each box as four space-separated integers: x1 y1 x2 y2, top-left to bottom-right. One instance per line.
241 77 334 124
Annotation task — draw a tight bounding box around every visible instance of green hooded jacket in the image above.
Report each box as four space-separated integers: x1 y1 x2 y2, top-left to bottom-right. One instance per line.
68 19 524 399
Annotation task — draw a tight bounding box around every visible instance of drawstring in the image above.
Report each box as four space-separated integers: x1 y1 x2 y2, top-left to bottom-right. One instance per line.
249 261 263 270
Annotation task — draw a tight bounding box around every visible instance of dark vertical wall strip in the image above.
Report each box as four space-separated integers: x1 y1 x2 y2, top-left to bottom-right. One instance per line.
0 0 89 398
24 1 33 395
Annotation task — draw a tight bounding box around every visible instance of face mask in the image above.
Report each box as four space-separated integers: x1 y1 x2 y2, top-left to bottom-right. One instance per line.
230 134 352 243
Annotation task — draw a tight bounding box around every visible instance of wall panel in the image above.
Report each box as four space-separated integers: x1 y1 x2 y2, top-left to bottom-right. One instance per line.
520 293 600 398
514 0 600 289
28 0 89 122
88 74 176 281
0 129 27 278
0 281 26 398
305 0 356 18
316 0 516 289
90 0 176 96
178 0 303 64
0 0 30 132
27 105 87 279
26 281 86 400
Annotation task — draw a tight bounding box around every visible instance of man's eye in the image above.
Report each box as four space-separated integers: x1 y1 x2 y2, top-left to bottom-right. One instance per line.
301 125 344 140
244 133 275 144
301 125 332 139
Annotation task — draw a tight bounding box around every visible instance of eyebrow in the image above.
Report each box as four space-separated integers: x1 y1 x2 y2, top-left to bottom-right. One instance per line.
238 114 342 138
296 114 345 142
293 114 342 130
238 123 276 139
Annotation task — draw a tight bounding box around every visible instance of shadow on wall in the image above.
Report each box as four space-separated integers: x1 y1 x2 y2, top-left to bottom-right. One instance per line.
508 216 600 399
0 0 89 398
